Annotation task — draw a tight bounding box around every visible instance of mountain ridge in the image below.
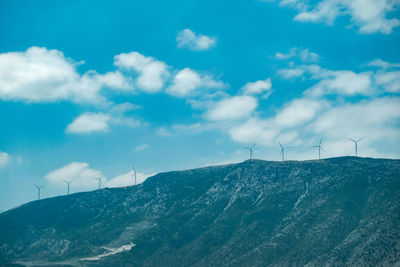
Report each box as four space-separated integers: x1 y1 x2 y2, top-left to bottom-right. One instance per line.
1 156 399 266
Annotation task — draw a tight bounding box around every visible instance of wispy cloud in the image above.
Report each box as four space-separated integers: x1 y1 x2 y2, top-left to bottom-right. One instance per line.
275 47 320 62
0 151 10 169
264 0 400 34
133 143 149 152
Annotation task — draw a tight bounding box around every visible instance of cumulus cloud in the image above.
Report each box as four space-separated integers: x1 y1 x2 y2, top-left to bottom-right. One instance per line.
66 113 112 133
274 98 325 127
229 118 278 146
306 70 373 97
205 96 258 121
166 68 225 97
241 78 272 95
279 62 375 97
114 51 169 93
45 162 104 188
106 169 153 188
269 0 400 34
176 29 216 51
227 97 400 159
66 103 141 134
0 151 10 169
374 71 400 92
0 47 132 103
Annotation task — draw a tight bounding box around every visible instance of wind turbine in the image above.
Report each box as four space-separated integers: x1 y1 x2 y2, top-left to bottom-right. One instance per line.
278 142 290 161
33 184 45 200
94 175 102 190
131 166 137 186
244 144 255 160
348 137 364 156
312 137 325 160
64 180 73 195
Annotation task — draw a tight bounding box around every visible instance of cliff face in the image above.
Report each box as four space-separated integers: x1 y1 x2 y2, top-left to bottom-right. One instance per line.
1 157 399 266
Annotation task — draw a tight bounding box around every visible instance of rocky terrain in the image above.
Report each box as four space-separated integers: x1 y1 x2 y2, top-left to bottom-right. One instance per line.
0 157 399 266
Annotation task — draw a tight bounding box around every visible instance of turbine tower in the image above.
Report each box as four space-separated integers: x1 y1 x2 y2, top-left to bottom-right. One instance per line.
312 137 325 160
278 142 290 161
64 180 73 195
244 144 255 160
33 184 44 200
131 166 137 186
348 137 364 156
94 175 102 190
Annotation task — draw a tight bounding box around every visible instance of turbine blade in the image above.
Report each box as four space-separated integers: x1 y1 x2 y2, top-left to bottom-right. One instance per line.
320 146 326 152
348 138 356 143
319 137 323 146
358 137 365 142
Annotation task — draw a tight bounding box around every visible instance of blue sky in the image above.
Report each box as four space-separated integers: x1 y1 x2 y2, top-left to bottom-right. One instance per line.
1 0 400 211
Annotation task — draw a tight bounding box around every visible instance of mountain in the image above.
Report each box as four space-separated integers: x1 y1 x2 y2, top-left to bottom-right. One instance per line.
1 157 399 266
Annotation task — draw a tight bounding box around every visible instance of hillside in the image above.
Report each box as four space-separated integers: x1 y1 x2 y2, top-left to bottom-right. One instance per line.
0 157 399 266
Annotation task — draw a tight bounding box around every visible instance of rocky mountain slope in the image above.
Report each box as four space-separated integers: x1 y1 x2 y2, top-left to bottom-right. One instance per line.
0 157 399 266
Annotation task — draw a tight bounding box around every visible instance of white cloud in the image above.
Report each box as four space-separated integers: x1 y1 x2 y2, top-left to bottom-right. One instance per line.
229 118 278 146
106 170 153 188
227 95 400 159
274 98 325 127
176 29 216 51
241 78 272 95
299 49 320 62
0 47 132 103
374 71 400 92
66 105 141 134
157 126 173 137
133 143 149 152
166 68 225 97
275 48 297 60
278 68 305 78
205 96 258 121
306 70 372 97
66 113 111 134
275 47 319 62
114 51 169 93
367 59 400 69
273 0 400 34
310 98 400 158
0 152 10 169
94 71 133 91
45 162 104 188
227 99 323 147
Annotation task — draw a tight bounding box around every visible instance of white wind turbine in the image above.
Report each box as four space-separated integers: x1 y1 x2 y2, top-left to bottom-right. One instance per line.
312 137 325 160
348 137 364 156
244 144 255 160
